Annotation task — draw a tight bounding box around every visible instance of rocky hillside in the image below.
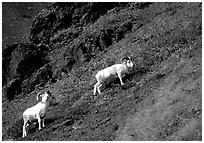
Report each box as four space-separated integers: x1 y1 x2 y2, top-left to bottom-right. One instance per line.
2 2 202 141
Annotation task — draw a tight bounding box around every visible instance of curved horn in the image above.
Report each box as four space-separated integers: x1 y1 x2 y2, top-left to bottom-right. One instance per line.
36 92 42 100
121 57 129 64
47 91 54 99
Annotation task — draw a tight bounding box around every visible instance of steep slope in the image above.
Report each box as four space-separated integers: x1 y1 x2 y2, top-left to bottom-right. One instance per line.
2 2 202 141
2 2 131 101
116 39 202 140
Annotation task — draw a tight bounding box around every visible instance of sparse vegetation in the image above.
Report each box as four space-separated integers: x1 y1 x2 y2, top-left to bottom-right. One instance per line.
2 2 202 141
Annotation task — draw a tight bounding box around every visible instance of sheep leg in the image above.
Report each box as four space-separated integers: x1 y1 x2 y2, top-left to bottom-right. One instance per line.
97 83 102 94
94 82 101 95
22 122 27 137
26 123 29 127
117 72 124 85
42 118 45 128
38 117 42 130
93 83 98 95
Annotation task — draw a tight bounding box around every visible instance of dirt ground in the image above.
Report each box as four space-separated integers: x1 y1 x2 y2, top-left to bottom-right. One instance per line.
2 2 202 141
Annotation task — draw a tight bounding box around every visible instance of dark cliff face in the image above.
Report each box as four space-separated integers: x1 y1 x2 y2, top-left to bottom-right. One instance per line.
29 2 128 45
2 2 202 141
2 43 49 100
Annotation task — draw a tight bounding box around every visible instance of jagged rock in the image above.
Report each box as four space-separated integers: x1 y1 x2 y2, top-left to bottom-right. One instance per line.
29 2 128 45
28 2 133 82
21 64 52 94
3 78 22 101
2 43 49 100
2 43 19 86
8 43 47 80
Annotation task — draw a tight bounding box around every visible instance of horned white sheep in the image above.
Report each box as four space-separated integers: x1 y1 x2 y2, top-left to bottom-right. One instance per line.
93 57 134 95
22 91 54 137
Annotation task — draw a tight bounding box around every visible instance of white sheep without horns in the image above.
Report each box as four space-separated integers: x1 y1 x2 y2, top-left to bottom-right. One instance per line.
22 91 54 137
93 57 134 95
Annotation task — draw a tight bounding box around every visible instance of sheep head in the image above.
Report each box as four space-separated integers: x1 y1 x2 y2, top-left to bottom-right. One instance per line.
36 91 54 102
122 57 134 68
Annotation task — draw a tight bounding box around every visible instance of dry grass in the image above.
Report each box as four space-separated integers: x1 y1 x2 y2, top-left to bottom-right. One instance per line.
2 2 201 141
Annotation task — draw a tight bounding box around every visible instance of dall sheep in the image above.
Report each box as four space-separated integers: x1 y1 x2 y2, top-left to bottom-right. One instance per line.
93 57 134 95
22 91 54 137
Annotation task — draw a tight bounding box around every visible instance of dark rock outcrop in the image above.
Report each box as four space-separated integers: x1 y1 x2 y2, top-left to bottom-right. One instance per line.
9 44 47 79
21 64 52 94
2 78 22 101
29 2 128 45
2 43 19 86
2 43 49 100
